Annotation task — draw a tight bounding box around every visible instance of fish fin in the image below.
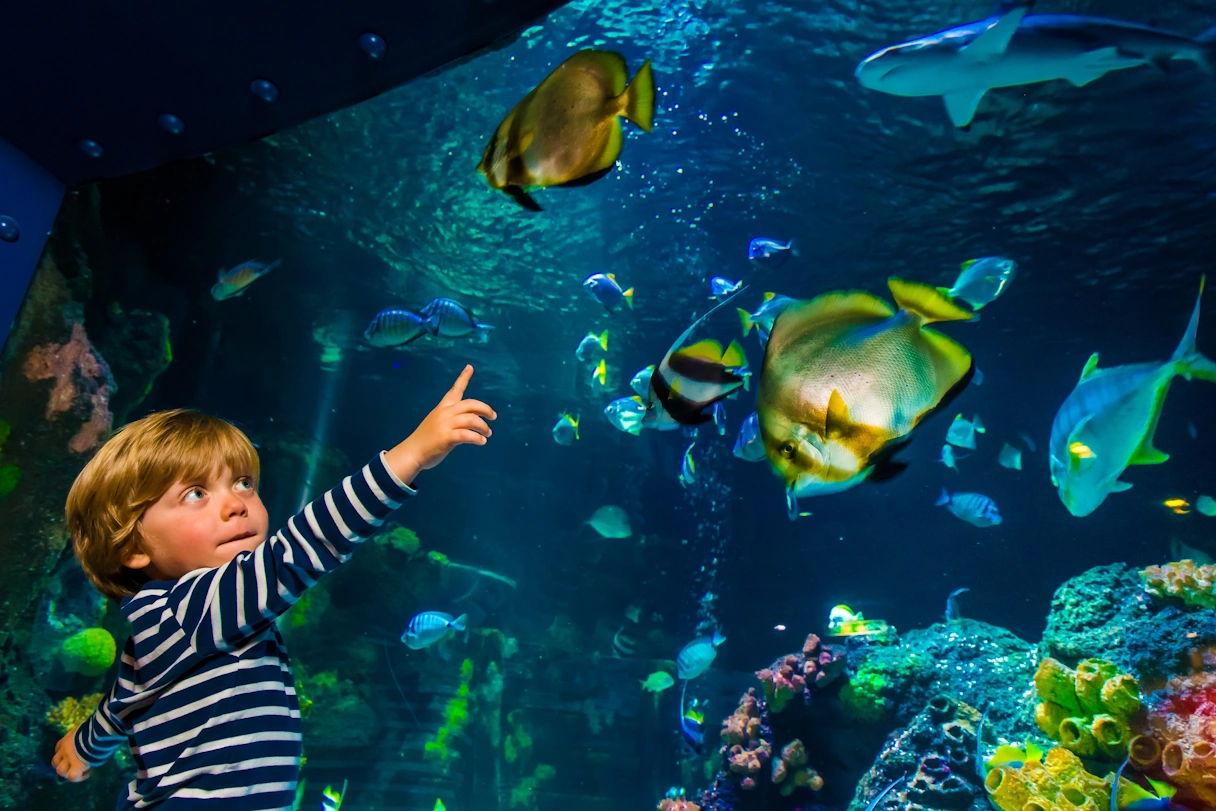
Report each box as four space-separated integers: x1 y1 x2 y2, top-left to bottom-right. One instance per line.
937 487 951 507
918 330 975 408
960 259 977 271
720 339 746 369
593 360 607 385
1025 742 1044 762
504 186 542 211
1130 444 1170 465
620 59 655 132
1065 47 1121 86
599 330 609 350
450 614 468 631
825 389 851 438
779 291 894 339
738 308 755 336
943 90 987 128
678 339 726 362
961 7 1028 59
1145 777 1177 800
888 277 976 323
1079 352 1100 382
557 163 615 188
1109 479 1134 493
622 288 634 309
1171 276 1216 382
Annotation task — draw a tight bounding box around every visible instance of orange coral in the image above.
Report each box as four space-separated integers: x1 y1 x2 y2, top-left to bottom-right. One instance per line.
721 689 762 745
771 738 824 796
657 800 700 811
728 738 771 780
1141 560 1216 609
22 322 112 452
757 655 805 714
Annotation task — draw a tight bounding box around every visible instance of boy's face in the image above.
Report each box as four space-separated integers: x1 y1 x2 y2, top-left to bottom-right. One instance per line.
125 465 269 581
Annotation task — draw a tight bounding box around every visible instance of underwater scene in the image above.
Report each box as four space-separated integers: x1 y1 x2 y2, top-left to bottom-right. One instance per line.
4 0 1216 809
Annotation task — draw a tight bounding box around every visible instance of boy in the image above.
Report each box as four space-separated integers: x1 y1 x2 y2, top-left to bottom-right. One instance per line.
51 365 496 809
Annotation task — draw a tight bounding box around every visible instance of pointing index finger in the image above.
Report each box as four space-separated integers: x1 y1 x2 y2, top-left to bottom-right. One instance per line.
442 365 474 405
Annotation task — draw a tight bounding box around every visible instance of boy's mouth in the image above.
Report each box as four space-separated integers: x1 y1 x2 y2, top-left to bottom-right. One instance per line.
223 530 258 544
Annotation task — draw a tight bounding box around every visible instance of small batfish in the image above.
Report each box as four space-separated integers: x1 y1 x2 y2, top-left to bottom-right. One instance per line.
679 442 696 488
587 505 632 539
946 413 985 450
738 293 796 350
676 630 726 680
941 257 1017 311
937 488 1002 527
553 413 580 446
945 587 969 621
211 258 280 301
478 50 655 211
939 444 966 472
420 298 494 342
732 412 766 462
364 308 430 348
402 611 467 650
1051 277 1216 517
998 443 1023 470
584 273 635 313
710 277 743 299
748 237 795 266
576 330 609 361
713 402 727 435
604 396 646 436
630 365 655 397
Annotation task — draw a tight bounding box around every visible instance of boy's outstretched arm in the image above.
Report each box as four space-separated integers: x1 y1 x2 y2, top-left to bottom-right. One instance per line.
165 365 495 658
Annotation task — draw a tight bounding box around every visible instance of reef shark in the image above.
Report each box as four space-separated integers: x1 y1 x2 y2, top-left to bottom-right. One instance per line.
855 2 1216 127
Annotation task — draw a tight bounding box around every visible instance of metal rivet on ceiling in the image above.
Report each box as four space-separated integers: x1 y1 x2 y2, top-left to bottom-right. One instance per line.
0 216 19 243
250 79 280 103
359 33 387 60
78 139 104 159
158 113 185 135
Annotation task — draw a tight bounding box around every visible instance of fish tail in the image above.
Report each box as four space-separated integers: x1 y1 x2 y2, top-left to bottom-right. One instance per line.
450 614 468 631
888 277 976 324
738 308 754 336
621 59 655 132
622 288 635 309
1172 276 1216 382
593 359 607 385
936 487 951 507
573 414 581 441
476 323 495 343
598 330 609 350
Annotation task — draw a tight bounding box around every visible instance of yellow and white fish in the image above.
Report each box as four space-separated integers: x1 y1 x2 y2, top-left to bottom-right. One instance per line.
211 258 280 301
1050 277 1216 517
477 50 654 211
757 278 975 511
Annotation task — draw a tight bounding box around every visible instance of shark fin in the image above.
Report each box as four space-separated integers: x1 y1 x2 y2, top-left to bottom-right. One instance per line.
961 7 1028 59
1065 46 1121 86
943 90 987 128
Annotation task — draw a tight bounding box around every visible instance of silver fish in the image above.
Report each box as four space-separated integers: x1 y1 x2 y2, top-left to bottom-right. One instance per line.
364 308 430 348
420 297 494 342
946 413 985 450
936 488 1002 528
630 365 655 397
402 611 467 650
942 257 1017 311
576 330 609 361
998 443 1023 471
604 396 646 436
710 277 743 299
675 630 726 680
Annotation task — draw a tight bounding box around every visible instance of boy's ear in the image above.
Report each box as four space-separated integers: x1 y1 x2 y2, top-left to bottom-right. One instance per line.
123 552 152 570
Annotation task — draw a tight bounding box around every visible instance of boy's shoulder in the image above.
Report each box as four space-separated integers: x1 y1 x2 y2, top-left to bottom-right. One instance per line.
119 580 175 620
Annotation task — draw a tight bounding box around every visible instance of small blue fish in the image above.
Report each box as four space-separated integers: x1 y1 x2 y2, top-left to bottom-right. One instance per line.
678 681 705 754
738 293 795 350
321 780 347 811
946 413 985 450
584 273 634 313
710 277 743 299
679 442 696 488
630 365 655 397
553 413 580 446
941 257 1017 311
675 630 725 680
732 412 766 462
420 298 494 342
939 443 967 471
747 237 795 266
402 611 467 650
936 488 1002 528
576 330 609 361
211 258 280 300
604 396 646 436
712 402 727 435
946 587 969 621
364 308 430 348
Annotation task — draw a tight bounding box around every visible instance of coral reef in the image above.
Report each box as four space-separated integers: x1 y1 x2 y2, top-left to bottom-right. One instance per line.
58 628 116 676
1131 670 1216 809
21 321 114 453
1041 564 1216 678
1033 657 1140 760
757 634 845 714
771 739 823 796
296 667 377 748
658 798 701 811
425 658 475 767
1141 560 1216 609
983 746 1139 811
45 693 102 733
92 305 172 425
846 696 987 811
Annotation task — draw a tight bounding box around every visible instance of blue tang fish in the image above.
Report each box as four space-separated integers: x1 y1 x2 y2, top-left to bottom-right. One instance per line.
584 273 634 313
1050 277 1216 517
402 612 467 650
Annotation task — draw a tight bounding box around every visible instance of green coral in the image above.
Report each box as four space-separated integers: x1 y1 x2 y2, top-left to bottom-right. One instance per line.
284 586 330 629
0 419 22 497
840 667 891 723
1033 657 1140 759
376 525 422 556
509 764 557 809
425 658 475 767
59 628 117 676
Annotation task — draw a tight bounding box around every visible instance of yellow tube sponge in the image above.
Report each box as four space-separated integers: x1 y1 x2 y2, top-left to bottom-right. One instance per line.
1033 657 1141 760
59 628 117 676
985 747 1120 811
1141 559 1216 609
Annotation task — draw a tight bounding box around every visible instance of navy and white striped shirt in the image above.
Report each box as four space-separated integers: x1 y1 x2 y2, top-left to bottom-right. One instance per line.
75 452 415 810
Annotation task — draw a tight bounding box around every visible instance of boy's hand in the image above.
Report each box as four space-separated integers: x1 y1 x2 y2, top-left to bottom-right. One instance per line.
386 365 497 484
52 726 91 782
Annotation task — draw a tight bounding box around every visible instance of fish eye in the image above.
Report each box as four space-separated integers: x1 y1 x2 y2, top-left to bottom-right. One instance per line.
779 442 797 459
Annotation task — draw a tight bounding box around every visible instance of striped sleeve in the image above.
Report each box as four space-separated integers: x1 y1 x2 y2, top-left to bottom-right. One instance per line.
73 666 129 766
172 452 414 656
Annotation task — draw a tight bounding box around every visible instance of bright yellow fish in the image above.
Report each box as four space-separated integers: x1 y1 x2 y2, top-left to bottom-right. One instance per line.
478 50 654 211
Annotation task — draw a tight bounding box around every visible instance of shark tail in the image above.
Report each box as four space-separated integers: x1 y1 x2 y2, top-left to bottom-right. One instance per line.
1172 275 1216 382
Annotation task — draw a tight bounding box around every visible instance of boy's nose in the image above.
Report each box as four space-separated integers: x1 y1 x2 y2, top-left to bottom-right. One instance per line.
220 493 248 517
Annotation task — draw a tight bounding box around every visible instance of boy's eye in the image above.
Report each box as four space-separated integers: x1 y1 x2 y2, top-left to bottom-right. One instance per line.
234 478 255 492
183 488 205 503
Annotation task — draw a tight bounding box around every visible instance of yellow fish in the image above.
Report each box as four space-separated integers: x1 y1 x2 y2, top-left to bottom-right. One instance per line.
478 49 655 211
757 278 974 510
1164 498 1191 515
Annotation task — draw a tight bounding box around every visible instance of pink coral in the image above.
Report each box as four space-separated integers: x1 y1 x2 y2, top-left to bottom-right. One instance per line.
758 656 806 714
1134 671 1216 809
771 738 824 796
728 739 771 776
22 322 113 452
721 689 762 745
